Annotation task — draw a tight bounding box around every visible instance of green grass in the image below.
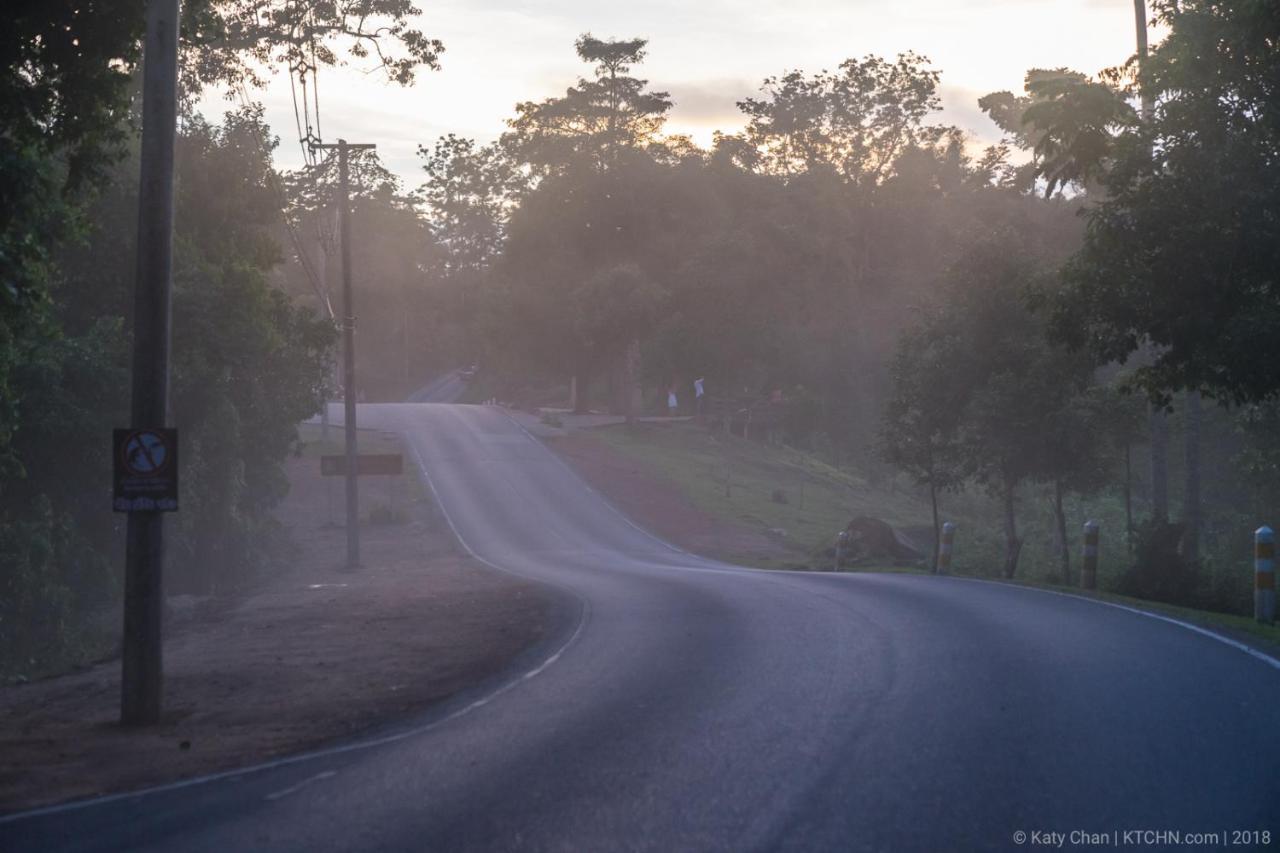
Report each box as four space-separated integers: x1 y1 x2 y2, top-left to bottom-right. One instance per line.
581 422 1279 652
976 574 1280 649
588 422 931 558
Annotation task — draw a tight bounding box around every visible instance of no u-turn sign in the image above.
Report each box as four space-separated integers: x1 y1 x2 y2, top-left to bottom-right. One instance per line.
113 428 179 512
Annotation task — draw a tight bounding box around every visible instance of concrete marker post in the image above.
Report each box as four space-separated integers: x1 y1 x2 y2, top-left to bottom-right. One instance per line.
1255 526 1275 624
937 522 956 575
1081 520 1100 591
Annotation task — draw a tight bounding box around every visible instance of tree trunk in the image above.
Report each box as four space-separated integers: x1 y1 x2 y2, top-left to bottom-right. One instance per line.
1053 479 1070 586
1002 483 1023 579
573 359 592 414
1182 389 1202 560
1124 441 1134 555
1149 404 1169 522
623 339 641 425
929 477 941 574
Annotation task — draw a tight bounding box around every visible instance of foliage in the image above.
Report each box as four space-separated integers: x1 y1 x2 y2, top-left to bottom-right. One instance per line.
183 0 443 91
735 52 947 185
500 34 672 178
418 134 517 272
1048 0 1280 405
980 69 1135 197
1114 519 1199 607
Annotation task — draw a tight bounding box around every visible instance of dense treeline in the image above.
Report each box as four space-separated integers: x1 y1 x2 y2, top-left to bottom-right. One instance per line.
1 1 438 675
405 2 1280 611
4 0 1278 675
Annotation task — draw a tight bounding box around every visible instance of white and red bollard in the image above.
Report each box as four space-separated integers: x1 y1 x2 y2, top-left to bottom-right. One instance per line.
937 522 956 575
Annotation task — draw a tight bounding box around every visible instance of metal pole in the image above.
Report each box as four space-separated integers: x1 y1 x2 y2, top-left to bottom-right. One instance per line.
121 0 180 726
338 141 361 570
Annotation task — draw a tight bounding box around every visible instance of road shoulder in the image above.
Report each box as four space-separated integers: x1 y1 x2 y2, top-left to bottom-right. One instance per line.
0 443 557 814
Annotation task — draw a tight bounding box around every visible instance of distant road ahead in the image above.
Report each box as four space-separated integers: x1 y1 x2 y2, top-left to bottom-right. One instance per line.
404 369 468 404
4 403 1278 852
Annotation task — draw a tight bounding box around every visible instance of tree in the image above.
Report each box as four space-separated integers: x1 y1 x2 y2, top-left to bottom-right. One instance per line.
501 34 672 179
1043 0 1280 563
1048 1 1280 402
418 134 518 273
880 315 971 571
980 69 1135 198
736 53 946 186
948 240 1096 579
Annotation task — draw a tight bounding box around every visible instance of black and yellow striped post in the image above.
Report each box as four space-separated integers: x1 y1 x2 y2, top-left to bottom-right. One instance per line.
937 522 956 575
1255 526 1275 624
1081 520 1100 591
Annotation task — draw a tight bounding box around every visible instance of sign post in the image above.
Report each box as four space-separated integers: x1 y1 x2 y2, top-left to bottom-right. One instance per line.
120 0 181 727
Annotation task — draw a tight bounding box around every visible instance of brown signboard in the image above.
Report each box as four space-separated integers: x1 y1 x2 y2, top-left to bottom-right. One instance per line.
320 454 404 476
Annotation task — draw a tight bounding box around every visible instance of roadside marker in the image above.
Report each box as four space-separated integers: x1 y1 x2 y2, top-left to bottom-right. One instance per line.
1256 526 1275 624
937 522 956 575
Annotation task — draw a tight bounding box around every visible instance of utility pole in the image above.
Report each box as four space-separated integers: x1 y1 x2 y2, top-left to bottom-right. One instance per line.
121 0 181 726
1132 0 1170 525
313 139 375 570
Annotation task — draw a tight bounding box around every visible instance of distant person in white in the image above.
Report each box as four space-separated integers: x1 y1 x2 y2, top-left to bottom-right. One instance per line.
668 388 678 416
694 377 705 418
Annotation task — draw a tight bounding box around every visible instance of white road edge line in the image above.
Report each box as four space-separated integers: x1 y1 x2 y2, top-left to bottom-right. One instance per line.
502 405 1280 673
952 575 1280 672
264 770 338 802
0 423 590 827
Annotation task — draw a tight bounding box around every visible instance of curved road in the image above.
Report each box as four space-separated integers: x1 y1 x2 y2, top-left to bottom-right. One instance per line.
5 403 1278 852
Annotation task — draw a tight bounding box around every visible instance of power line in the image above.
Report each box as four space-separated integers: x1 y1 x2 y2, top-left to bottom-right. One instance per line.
235 83 334 319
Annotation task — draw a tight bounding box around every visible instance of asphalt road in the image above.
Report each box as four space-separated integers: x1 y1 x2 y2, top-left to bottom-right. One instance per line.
5 403 1279 852
405 370 469 404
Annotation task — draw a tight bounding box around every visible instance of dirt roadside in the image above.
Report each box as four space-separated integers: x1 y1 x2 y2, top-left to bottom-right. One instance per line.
544 428 801 565
0 441 556 814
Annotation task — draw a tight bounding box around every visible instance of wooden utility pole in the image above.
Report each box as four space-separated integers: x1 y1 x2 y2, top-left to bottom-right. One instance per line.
121 0 181 726
1133 0 1171 525
313 140 375 570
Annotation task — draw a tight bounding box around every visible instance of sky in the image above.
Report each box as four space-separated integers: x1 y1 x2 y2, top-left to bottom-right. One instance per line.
200 0 1144 186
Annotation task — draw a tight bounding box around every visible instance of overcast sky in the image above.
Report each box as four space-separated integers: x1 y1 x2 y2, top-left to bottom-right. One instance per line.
200 0 1143 185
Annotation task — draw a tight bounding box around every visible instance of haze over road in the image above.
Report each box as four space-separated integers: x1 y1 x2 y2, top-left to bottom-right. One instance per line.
4 403 1278 852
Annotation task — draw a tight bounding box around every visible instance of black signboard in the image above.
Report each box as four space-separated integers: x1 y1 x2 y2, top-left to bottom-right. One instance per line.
113 428 179 512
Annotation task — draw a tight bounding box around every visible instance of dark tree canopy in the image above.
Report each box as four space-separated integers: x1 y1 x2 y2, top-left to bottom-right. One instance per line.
1048 0 1280 405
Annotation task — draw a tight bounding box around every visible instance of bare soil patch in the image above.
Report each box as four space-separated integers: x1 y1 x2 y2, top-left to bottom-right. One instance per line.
0 449 554 813
545 429 801 565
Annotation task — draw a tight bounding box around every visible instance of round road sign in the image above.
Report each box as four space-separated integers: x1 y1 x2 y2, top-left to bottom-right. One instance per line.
122 430 171 476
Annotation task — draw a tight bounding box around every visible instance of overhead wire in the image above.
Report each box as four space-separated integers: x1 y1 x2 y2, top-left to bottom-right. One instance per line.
235 81 334 320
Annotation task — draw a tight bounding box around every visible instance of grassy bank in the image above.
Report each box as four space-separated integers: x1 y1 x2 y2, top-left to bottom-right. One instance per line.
579 421 1272 642
587 422 929 556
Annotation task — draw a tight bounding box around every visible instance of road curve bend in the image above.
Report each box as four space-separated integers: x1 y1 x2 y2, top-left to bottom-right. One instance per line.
4 403 1278 852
